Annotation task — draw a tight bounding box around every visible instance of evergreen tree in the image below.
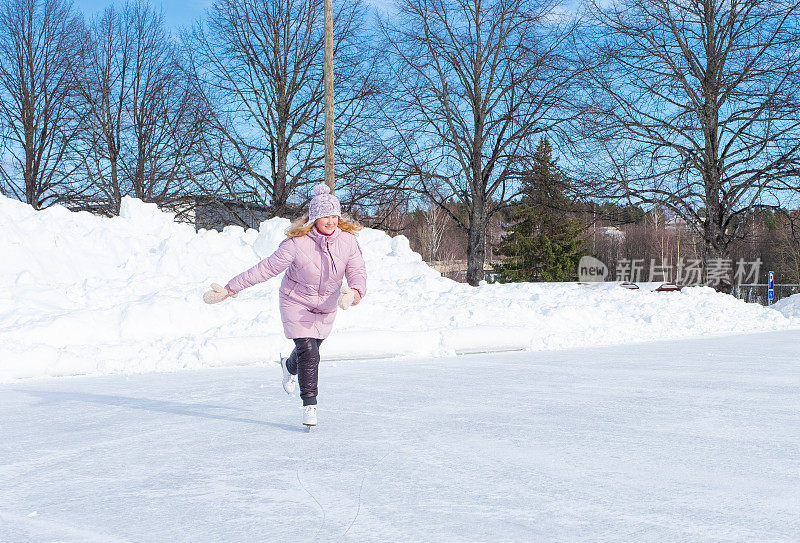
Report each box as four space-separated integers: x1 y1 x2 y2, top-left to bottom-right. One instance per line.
492 137 586 282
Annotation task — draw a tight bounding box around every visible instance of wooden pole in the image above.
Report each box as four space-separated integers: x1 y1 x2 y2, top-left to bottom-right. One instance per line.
324 0 334 193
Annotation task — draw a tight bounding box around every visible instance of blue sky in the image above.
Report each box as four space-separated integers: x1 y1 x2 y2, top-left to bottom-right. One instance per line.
74 0 392 30
73 0 211 30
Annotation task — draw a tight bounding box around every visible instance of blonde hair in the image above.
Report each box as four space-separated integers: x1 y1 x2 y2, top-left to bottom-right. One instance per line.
285 213 363 238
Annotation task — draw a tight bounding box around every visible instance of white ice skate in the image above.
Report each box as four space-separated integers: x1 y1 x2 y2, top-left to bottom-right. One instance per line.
280 356 295 395
303 405 317 427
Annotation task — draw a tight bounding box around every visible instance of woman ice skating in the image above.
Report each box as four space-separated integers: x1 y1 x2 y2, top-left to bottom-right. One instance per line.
203 184 367 427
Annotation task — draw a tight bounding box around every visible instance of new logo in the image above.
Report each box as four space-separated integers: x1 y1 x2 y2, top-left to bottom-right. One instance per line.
578 256 608 282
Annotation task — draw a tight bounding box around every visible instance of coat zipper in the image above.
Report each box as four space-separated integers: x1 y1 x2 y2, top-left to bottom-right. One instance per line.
317 234 337 296
326 240 337 274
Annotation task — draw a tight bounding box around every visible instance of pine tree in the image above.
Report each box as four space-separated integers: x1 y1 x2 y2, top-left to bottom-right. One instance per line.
492 137 586 282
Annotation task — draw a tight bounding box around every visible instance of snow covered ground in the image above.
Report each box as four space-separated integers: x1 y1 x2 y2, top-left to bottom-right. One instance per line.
2 195 798 539
1 195 798 382
2 330 799 542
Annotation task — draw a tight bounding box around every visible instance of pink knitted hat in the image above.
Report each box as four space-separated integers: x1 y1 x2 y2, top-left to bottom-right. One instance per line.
305 183 342 226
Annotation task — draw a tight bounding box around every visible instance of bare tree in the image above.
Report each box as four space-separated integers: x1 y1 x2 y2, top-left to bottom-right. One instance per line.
74 5 128 211
73 1 205 214
416 199 450 261
770 209 800 284
0 0 83 209
579 0 800 286
379 0 579 285
186 0 377 217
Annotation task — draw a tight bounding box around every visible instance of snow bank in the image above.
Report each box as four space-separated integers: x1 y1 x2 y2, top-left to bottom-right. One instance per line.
773 293 800 321
1 196 796 381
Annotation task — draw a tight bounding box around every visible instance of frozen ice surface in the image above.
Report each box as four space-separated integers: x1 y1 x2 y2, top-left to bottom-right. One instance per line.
1 331 799 542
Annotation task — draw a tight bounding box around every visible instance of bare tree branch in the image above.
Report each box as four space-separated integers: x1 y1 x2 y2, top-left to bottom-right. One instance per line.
185 0 379 217
577 0 800 286
0 0 84 209
378 0 580 285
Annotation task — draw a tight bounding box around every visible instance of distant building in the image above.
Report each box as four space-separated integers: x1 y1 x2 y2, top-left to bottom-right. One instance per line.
665 216 688 230
191 196 279 232
599 226 625 241
64 195 298 232
65 201 115 217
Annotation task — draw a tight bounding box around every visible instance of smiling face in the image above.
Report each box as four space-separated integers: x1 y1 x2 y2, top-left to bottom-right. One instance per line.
314 215 339 235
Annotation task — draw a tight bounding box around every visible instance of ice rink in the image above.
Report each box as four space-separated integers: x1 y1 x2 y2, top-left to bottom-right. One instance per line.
2 330 798 542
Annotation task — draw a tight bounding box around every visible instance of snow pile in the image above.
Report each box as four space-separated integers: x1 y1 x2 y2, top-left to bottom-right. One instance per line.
773 293 800 320
1 196 796 381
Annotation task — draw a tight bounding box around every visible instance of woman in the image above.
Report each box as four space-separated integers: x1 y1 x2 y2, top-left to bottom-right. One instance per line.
205 184 367 427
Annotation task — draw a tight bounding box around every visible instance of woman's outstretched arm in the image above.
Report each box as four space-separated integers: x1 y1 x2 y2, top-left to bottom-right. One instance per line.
226 238 296 294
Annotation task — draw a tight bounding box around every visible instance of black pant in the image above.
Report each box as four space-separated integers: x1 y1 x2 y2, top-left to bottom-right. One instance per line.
285 338 323 406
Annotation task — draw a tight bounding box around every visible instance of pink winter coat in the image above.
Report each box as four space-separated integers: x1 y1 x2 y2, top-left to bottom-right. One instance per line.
226 227 367 339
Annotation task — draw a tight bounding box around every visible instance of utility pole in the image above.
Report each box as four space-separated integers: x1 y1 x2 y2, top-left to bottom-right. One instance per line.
324 0 335 193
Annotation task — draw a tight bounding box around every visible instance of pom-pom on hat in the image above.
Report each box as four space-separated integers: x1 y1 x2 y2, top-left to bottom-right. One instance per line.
305 183 342 226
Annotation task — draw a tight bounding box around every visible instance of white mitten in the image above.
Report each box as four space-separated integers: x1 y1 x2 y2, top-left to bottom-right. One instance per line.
203 283 236 304
337 286 355 310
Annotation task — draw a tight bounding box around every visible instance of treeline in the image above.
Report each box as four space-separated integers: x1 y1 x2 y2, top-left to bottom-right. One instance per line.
395 138 800 287
1 0 799 286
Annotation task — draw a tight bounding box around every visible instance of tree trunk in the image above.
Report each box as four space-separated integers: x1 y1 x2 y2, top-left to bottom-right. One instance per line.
109 139 121 214
273 158 288 216
703 148 731 290
703 219 727 260
23 97 37 208
702 205 732 291
274 119 289 215
466 205 487 286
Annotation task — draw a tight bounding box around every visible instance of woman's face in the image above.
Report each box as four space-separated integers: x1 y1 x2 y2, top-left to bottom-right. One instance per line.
314 215 339 235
